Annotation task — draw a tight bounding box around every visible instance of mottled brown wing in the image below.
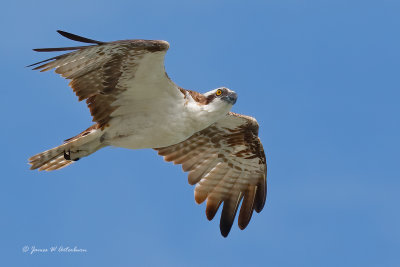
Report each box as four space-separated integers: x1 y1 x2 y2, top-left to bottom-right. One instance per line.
29 31 173 129
155 112 267 237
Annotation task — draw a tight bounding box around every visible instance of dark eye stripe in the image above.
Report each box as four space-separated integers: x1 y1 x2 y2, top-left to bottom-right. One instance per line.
206 94 217 103
205 88 228 104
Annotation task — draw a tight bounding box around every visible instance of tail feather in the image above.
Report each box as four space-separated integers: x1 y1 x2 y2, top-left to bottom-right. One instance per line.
29 124 104 171
29 143 74 171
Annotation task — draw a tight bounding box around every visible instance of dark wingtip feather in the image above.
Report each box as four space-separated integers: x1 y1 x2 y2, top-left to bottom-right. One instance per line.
219 196 242 237
26 55 61 68
254 178 267 213
206 198 222 221
32 46 93 52
57 30 105 44
238 187 256 230
26 31 101 68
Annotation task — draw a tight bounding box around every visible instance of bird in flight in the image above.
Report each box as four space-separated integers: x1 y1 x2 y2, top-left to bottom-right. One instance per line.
28 31 267 237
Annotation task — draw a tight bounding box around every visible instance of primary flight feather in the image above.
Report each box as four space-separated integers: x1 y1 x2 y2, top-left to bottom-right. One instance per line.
28 30 267 237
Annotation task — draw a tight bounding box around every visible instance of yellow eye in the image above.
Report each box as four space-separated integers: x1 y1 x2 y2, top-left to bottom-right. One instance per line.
216 89 222 96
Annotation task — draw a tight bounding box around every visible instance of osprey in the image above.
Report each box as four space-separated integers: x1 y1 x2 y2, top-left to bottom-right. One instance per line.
28 31 267 237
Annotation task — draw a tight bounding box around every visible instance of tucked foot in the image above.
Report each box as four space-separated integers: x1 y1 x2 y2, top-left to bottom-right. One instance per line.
64 150 71 160
64 150 80 161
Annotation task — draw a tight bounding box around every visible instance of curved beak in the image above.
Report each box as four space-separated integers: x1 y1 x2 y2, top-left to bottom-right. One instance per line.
222 92 237 105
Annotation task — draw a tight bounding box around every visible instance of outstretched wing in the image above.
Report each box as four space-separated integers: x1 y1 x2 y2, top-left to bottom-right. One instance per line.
155 112 267 237
29 30 181 128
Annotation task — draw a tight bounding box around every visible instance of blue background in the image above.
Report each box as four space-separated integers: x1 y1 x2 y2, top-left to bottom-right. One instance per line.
1 0 399 266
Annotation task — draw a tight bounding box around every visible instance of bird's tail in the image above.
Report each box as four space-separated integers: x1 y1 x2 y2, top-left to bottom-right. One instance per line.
29 124 105 171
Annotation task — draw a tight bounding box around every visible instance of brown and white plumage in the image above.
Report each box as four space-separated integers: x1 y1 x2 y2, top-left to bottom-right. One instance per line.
156 112 266 236
28 31 267 237
29 30 174 129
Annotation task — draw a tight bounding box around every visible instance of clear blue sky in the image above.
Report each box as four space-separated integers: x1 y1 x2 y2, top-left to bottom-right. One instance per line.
1 0 399 266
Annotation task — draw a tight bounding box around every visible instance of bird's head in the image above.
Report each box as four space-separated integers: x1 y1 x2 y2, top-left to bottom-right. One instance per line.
203 87 238 113
185 87 237 127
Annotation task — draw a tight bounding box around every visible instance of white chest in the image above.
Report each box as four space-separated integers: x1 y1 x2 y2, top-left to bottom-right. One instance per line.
104 96 211 149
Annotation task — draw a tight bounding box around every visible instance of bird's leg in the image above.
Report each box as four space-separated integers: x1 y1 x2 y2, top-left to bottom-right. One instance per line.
64 150 71 160
63 149 80 161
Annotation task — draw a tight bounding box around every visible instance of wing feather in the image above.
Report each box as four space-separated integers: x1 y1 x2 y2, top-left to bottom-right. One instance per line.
155 112 267 237
238 186 256 230
56 30 105 44
220 192 243 237
188 156 219 186
29 31 177 129
181 147 215 172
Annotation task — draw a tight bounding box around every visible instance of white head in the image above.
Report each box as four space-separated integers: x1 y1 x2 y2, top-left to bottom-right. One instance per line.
184 87 237 126
202 87 238 113
183 87 238 131
184 86 237 115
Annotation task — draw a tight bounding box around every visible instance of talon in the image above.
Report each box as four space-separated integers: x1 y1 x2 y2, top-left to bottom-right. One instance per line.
64 150 71 160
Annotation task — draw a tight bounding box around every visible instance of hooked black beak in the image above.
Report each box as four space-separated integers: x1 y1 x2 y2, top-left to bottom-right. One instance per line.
222 92 237 105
